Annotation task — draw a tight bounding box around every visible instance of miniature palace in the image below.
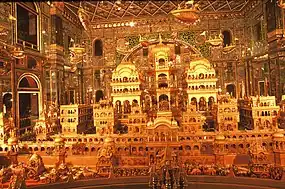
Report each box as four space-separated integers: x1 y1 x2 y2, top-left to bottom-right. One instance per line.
0 0 285 189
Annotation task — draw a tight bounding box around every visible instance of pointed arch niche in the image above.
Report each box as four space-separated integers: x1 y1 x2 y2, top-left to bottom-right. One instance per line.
121 39 202 68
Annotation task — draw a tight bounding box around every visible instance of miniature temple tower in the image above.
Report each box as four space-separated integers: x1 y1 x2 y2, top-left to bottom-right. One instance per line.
111 61 142 133
272 132 285 167
186 58 218 111
93 100 114 135
111 61 141 110
239 96 279 130
60 104 93 135
152 37 175 117
216 94 239 131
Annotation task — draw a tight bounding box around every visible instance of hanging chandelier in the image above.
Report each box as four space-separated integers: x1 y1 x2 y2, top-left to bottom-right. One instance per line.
278 0 285 9
148 146 187 189
171 0 200 25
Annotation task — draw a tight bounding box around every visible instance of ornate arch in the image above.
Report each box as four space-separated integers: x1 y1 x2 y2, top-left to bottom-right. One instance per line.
16 73 43 128
17 73 41 90
121 39 202 63
147 117 179 130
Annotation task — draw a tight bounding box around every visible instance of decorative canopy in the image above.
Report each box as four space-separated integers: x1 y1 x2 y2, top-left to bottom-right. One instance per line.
64 0 252 23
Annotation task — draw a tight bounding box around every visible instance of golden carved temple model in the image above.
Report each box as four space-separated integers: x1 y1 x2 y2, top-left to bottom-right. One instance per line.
1 1 285 188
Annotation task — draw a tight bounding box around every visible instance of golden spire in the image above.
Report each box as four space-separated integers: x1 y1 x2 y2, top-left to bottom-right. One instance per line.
152 34 170 54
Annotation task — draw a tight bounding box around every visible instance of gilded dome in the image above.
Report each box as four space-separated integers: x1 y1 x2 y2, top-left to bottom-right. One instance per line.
7 136 18 146
54 135 65 144
273 132 284 139
104 136 114 144
215 134 225 141
147 121 154 127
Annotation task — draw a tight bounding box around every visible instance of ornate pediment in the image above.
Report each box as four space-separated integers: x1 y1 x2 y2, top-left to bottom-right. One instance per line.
147 117 179 130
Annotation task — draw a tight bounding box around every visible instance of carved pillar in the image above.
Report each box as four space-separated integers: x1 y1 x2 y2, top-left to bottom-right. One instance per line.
83 67 92 104
266 0 284 102
11 58 16 129
245 59 253 96
214 134 226 166
0 80 2 114
78 64 84 104
272 132 285 166
235 61 240 99
0 112 4 143
48 5 65 107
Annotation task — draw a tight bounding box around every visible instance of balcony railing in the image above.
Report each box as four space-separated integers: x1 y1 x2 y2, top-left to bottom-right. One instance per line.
17 39 38 51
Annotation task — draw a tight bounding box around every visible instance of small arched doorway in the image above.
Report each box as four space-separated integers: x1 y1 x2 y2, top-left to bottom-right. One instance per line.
158 58 166 66
226 84 236 97
158 73 168 88
123 100 131 113
2 93 12 117
208 96 215 110
95 90 104 102
93 39 103 56
17 74 41 134
159 94 169 102
132 99 138 107
190 97 197 104
199 97 207 111
158 94 169 111
222 30 232 47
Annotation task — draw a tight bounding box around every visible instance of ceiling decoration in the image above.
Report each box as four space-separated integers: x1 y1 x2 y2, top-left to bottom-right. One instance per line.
65 0 251 23
278 0 285 9
78 2 90 30
170 0 200 25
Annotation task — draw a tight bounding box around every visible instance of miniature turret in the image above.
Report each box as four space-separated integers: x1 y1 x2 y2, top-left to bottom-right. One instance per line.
214 133 226 165
7 129 19 165
272 131 285 167
54 134 66 165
